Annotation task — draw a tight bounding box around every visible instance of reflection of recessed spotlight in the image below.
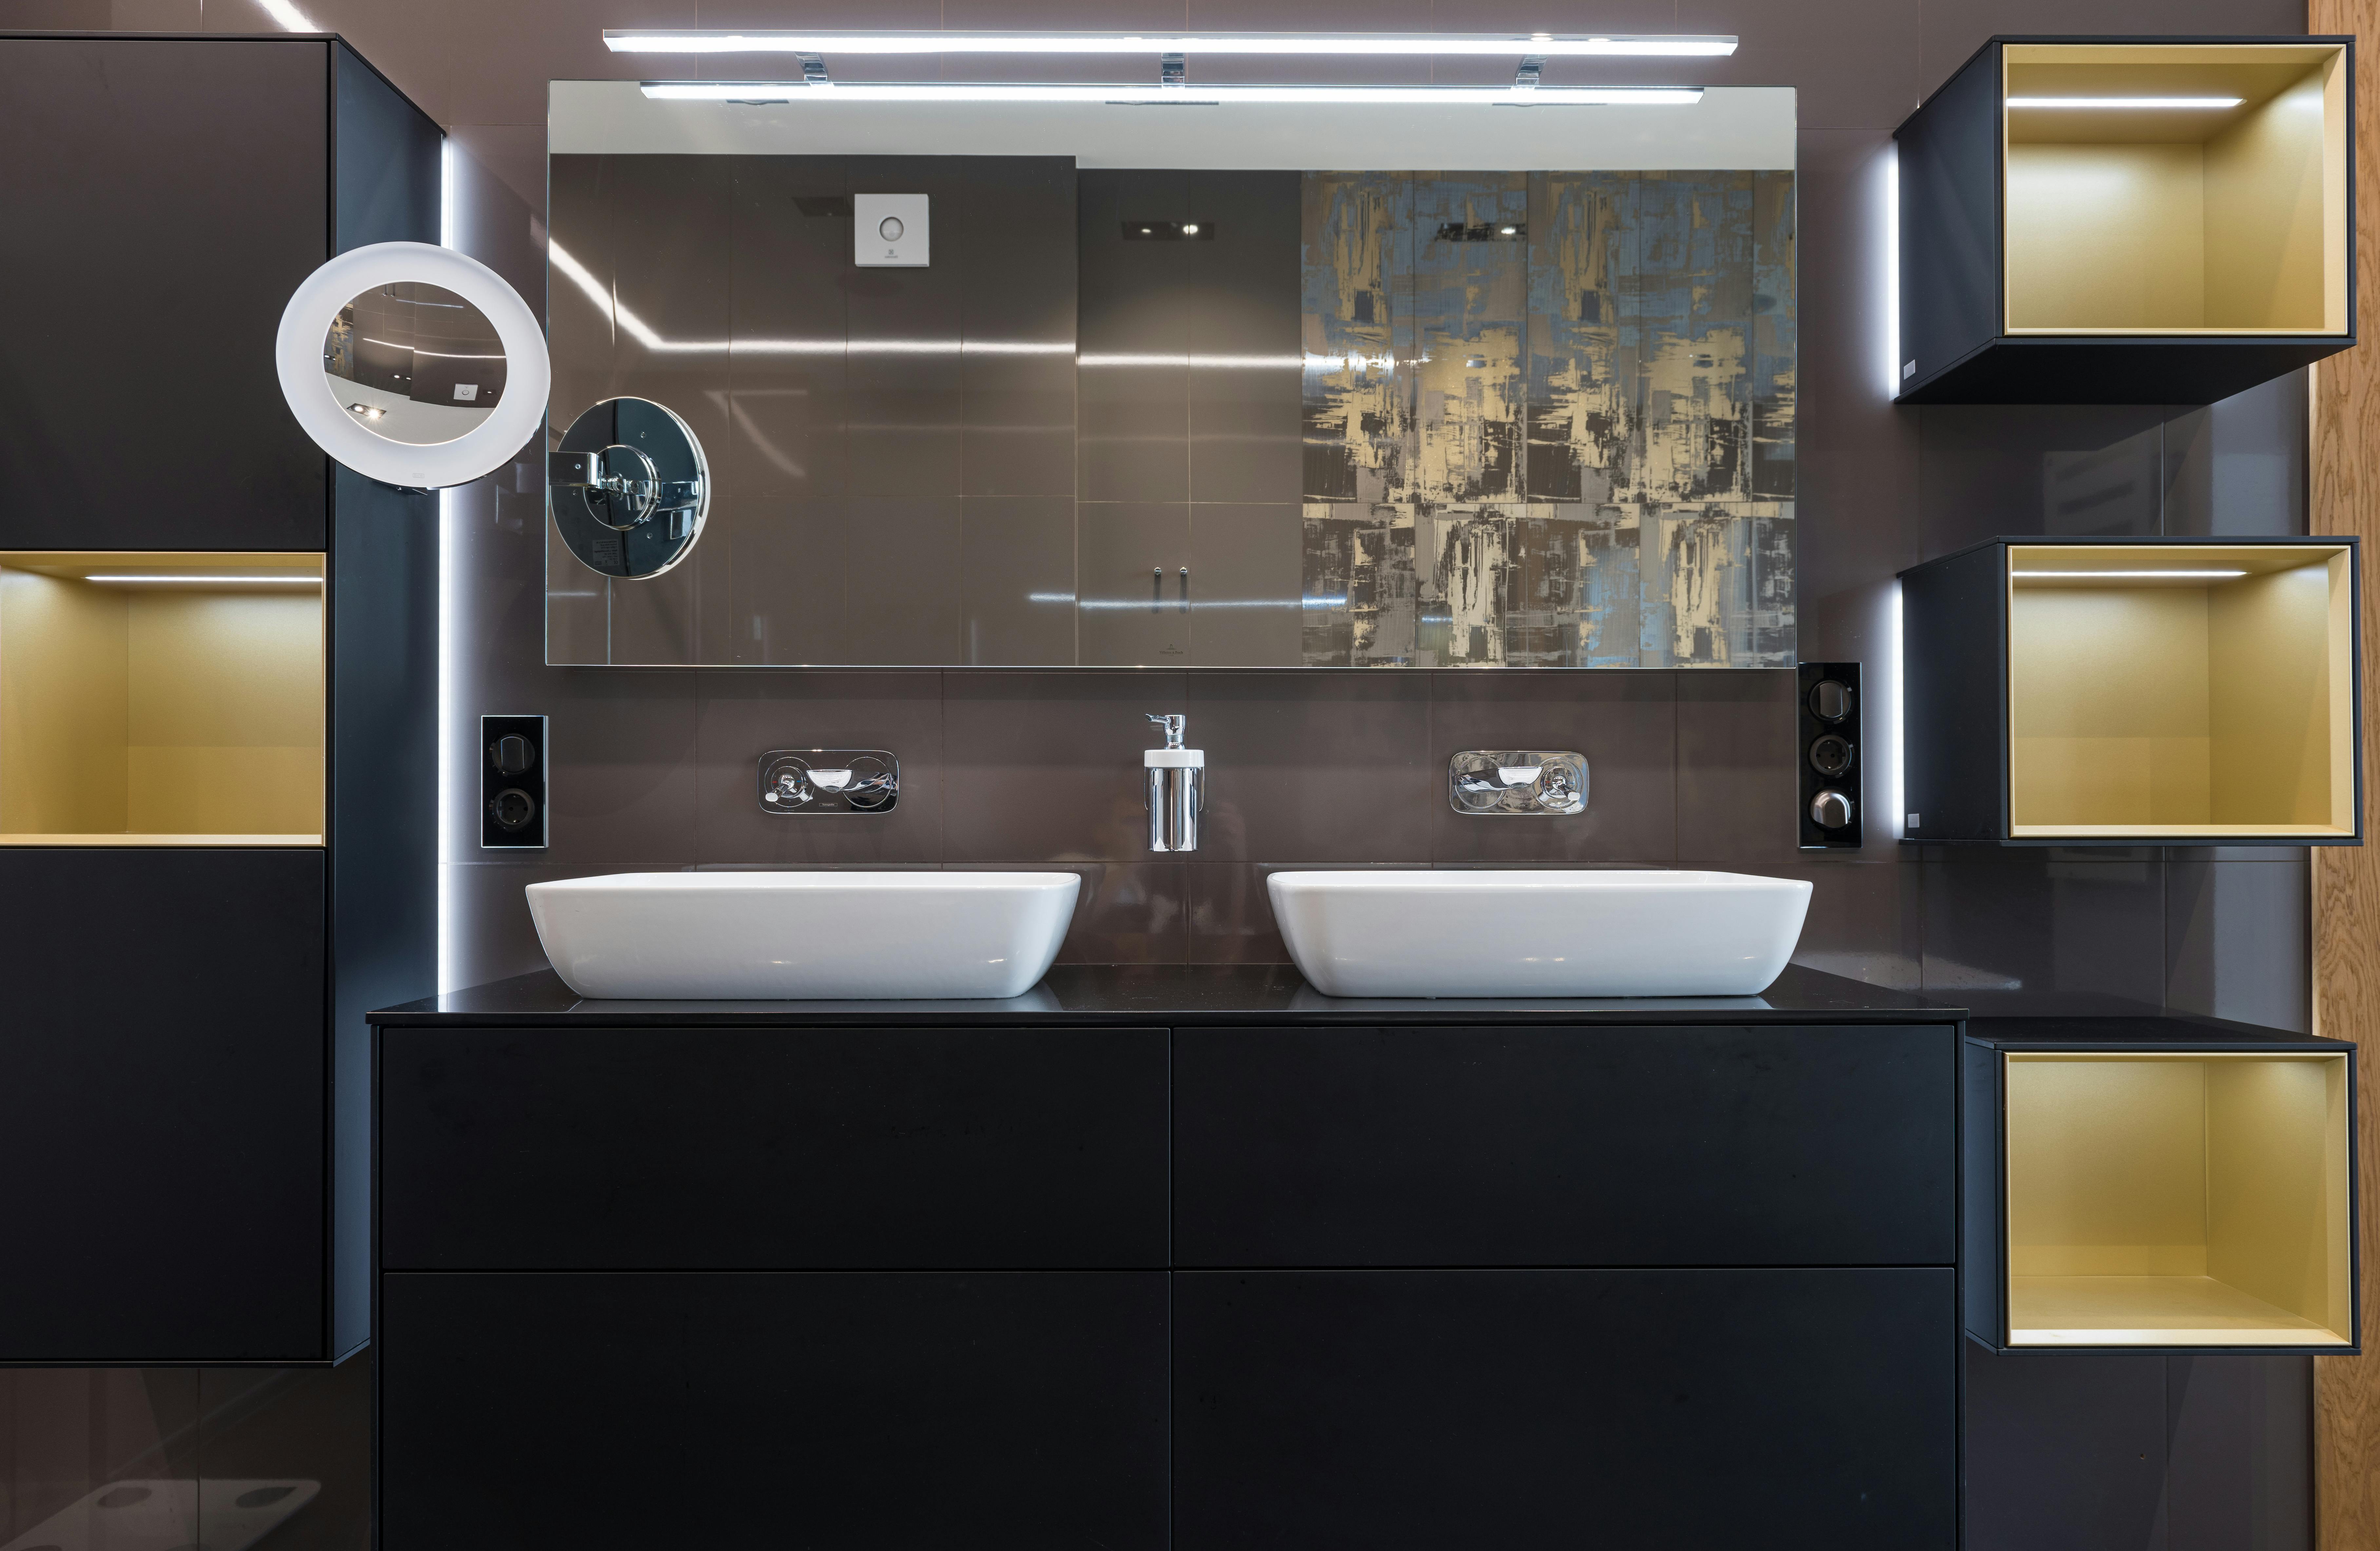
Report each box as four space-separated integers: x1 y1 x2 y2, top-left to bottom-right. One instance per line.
348 402 385 419
1183 222 1199 234
1499 225 1516 235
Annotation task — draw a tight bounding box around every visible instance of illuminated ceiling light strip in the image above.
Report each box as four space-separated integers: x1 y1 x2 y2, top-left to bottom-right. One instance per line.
255 0 320 32
359 336 508 360
2006 96 2242 109
606 31 1736 58
2014 569 2249 578
640 82 1703 106
83 574 322 584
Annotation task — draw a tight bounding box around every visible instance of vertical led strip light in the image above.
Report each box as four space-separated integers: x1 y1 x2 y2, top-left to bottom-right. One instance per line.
438 133 455 991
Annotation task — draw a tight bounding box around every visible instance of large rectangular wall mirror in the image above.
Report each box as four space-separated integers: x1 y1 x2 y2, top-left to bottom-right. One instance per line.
544 82 1796 668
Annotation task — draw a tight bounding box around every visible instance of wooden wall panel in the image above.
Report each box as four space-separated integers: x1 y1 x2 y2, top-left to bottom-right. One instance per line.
2310 0 2380 1543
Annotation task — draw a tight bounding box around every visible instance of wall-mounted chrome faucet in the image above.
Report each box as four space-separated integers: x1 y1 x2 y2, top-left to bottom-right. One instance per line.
1145 713 1204 851
758 749 899 813
1449 750 1587 816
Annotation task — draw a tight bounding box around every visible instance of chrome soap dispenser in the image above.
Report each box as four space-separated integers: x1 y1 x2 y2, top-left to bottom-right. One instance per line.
1144 713 1204 852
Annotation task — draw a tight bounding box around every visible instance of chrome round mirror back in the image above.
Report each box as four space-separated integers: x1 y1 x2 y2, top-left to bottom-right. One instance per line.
550 397 711 580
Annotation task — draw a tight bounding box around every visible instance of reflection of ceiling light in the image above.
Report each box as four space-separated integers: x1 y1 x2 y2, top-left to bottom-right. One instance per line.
349 403 386 419
2006 96 2242 109
1499 225 1517 234
641 81 1704 105
1182 223 1199 234
83 574 322 585
255 0 319 32
2015 569 2248 579
360 336 505 359
605 30 1737 57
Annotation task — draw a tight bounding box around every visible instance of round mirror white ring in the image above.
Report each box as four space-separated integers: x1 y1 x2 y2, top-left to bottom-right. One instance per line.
276 241 549 489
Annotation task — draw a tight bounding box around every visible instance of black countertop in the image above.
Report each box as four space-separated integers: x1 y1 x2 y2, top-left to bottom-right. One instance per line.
370 962 1967 1027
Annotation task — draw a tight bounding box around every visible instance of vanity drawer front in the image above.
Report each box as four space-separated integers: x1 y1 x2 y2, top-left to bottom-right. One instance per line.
1174 1024 1955 1267
378 1025 1168 1269
1173 1267 1956 1550
381 1270 1168 1551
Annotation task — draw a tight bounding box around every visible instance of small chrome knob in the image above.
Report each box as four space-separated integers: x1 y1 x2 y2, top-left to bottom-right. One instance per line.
1810 789 1854 829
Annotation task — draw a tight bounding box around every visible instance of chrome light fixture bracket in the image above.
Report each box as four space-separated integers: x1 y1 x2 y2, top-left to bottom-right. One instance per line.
1450 750 1588 816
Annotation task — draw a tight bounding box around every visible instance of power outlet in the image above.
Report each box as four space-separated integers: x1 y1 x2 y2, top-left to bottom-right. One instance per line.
480 713 547 849
1797 663 1862 850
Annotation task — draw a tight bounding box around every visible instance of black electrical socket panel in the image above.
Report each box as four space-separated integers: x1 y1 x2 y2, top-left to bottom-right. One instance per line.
481 714 547 850
1797 662 1862 850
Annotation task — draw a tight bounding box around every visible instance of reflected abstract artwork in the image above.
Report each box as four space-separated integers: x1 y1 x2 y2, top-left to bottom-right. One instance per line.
1300 168 1797 667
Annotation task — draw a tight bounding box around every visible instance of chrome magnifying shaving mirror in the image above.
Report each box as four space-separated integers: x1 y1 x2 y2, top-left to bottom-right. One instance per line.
549 396 711 580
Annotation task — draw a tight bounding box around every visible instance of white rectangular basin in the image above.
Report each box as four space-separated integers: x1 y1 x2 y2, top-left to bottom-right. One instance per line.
526 871 1080 999
1268 869 1813 997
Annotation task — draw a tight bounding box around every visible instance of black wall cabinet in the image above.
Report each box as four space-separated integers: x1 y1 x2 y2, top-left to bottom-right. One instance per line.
0 34 439 1363
1895 36 2354 405
0 851 327 1361
1901 536 2361 846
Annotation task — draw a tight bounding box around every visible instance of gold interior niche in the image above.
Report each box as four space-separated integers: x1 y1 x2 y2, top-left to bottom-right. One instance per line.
2001 43 2348 336
0 553 324 845
2006 544 2354 839
2005 1051 2353 1347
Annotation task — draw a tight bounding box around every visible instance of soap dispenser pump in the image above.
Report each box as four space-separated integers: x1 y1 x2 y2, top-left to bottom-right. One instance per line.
1144 713 1204 853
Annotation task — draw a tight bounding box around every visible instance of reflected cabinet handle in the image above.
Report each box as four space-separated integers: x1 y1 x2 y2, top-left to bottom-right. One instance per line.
1180 565 1190 614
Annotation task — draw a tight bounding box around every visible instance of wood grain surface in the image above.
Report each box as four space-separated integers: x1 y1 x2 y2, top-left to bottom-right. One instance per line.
2309 4 2380 1544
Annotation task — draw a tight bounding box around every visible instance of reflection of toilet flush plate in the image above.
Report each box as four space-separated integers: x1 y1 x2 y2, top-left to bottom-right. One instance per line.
854 193 929 267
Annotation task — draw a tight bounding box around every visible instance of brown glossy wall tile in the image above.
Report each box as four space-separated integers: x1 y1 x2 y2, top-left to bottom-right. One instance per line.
846 158 966 499
1186 671 1433 862
941 671 1188 863
841 496 964 665
1189 504 1304 667
1186 171 1303 505
1078 503 1192 666
961 496 1076 666
1920 850 2167 1015
2164 856 2313 1033
1676 670 1801 865
528 673 706 864
1078 170 1191 503
729 157 850 504
692 670 943 865
961 158 1076 498
1427 672 1678 864
725 494 849 666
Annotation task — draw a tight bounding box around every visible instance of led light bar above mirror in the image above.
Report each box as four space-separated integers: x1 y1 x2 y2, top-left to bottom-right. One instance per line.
602 30 1738 58
640 82 1705 106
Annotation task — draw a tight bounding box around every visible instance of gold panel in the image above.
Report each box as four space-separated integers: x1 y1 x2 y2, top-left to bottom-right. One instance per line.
2005 1052 2354 1347
2006 544 2355 838
0 553 325 846
2002 43 2347 335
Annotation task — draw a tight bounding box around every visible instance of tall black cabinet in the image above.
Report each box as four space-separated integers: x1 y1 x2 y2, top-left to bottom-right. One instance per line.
0 33 439 1361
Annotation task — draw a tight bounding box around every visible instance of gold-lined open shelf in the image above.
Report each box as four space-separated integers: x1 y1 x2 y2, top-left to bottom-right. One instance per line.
2003 1051 2353 1348
2003 43 2348 337
2006 543 2355 840
0 553 324 846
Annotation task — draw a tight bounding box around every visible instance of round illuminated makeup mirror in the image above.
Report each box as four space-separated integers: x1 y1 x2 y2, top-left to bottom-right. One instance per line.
276 241 548 488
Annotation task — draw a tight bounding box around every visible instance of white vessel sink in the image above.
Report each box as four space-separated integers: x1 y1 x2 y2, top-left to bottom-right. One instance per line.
1268 869 1813 998
527 871 1080 999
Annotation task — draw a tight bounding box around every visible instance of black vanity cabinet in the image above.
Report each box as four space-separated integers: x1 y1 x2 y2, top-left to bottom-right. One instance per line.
372 969 1965 1549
